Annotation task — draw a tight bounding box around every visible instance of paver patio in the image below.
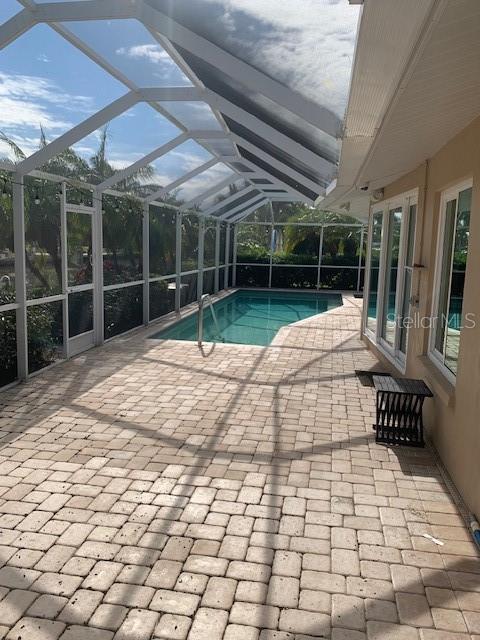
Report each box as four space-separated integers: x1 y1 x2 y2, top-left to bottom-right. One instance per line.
0 295 479 640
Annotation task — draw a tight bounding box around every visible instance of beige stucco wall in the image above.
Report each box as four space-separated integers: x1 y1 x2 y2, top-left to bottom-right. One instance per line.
363 115 480 518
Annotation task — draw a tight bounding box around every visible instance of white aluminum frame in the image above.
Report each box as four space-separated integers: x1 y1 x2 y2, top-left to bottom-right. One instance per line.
0 0 365 391
0 0 339 210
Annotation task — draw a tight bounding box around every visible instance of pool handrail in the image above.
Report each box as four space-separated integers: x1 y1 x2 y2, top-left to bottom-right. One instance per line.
197 294 223 346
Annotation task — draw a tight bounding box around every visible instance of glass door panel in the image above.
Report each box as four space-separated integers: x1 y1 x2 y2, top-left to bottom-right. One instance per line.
381 207 403 346
434 198 456 354
366 212 383 333
399 204 416 353
444 188 471 374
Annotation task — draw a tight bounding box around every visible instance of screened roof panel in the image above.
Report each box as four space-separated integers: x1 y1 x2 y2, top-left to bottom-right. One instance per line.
0 1 21 24
0 24 125 162
62 19 192 87
149 0 360 119
136 139 213 198
160 101 222 130
173 163 235 205
36 102 182 184
199 180 248 212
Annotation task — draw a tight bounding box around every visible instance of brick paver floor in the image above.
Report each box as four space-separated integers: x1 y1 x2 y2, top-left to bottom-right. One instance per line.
0 294 479 640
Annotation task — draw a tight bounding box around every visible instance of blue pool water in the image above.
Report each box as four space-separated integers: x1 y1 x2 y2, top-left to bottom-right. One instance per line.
150 290 342 346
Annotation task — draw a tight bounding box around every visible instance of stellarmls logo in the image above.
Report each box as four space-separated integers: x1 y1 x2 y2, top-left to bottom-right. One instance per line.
383 312 476 330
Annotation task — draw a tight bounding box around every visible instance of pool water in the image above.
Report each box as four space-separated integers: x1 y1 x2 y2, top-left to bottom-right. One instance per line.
150 290 342 346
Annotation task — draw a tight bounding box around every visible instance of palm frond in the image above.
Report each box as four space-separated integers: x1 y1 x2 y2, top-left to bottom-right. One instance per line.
0 131 27 161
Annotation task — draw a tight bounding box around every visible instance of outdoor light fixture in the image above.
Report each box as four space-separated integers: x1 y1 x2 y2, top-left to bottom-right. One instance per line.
34 188 40 205
1 181 8 199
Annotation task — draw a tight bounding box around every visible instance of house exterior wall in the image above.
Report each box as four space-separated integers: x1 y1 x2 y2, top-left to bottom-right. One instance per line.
362 115 480 518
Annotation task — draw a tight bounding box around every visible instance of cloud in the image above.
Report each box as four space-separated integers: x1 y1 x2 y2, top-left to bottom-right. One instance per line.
0 72 98 160
168 148 213 172
142 153 232 200
37 54 50 63
109 159 135 170
114 42 191 85
115 43 171 64
162 101 221 130
0 72 93 111
175 163 234 201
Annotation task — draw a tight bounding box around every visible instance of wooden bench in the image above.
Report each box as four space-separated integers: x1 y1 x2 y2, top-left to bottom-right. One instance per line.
373 376 433 447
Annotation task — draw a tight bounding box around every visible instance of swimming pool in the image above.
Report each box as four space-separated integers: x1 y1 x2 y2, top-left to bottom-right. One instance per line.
150 290 342 346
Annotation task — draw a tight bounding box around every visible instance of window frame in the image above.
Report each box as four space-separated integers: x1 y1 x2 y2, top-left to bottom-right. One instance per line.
428 178 473 385
363 189 418 371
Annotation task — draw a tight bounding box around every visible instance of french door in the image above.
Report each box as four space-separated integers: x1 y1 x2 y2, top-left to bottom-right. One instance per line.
364 191 417 368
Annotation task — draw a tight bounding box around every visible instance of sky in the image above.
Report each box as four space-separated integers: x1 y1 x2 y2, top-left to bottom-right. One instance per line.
0 0 360 200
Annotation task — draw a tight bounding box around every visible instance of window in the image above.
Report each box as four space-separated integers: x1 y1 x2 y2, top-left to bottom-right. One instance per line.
430 182 472 379
364 191 417 368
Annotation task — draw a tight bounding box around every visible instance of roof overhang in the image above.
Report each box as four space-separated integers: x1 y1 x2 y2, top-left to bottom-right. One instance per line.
322 0 480 222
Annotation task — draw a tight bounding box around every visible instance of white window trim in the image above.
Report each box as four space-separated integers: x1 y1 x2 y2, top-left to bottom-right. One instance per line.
363 189 418 373
428 178 473 386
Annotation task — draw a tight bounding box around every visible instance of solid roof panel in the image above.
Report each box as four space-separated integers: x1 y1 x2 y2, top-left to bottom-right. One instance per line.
171 48 340 162
224 116 331 186
148 0 359 120
238 147 319 201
